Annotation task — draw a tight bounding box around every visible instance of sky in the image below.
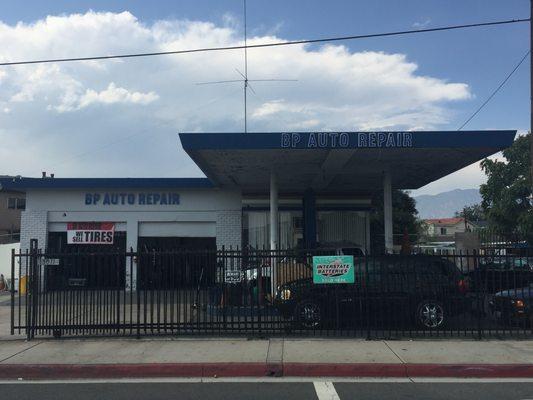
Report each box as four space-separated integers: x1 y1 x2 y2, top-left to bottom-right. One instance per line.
0 0 529 195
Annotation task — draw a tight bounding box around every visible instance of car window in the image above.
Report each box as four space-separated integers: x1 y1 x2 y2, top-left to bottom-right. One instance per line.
435 259 460 276
483 259 511 270
410 258 443 275
353 258 382 284
413 258 462 282
365 259 382 287
341 247 364 257
512 258 532 270
384 258 410 273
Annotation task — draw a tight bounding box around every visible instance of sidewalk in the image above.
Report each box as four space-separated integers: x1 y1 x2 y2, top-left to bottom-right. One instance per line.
1 337 533 379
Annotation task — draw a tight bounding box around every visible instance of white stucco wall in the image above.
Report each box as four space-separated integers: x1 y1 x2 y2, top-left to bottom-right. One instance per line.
0 242 18 282
425 221 475 237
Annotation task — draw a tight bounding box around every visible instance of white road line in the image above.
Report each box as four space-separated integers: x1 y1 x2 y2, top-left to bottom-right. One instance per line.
314 381 340 400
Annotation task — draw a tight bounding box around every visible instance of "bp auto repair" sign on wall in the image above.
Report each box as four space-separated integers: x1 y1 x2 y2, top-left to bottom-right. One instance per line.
313 256 355 284
67 222 115 244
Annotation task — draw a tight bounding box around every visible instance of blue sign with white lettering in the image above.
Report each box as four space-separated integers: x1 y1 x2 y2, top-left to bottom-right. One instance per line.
179 131 516 151
85 192 180 206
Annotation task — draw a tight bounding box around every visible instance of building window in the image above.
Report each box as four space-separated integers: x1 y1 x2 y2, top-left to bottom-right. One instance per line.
7 198 25 210
317 210 367 249
242 210 303 250
440 227 447 235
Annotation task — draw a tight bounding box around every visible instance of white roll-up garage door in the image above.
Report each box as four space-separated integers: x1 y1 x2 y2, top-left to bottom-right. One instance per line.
138 222 216 237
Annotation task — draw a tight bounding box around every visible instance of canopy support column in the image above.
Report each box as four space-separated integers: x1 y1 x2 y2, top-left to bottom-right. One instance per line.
383 170 394 254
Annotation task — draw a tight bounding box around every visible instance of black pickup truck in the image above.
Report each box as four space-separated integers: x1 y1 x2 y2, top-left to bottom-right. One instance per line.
274 255 469 330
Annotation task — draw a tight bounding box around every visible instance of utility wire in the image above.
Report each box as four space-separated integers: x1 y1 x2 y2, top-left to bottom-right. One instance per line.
458 49 530 130
0 18 528 67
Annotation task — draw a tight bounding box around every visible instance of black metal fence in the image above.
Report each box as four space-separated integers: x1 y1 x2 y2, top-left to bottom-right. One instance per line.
10 242 533 340
476 228 530 250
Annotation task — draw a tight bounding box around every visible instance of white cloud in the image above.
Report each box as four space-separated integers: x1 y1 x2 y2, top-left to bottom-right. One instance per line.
56 82 159 112
221 13 239 29
0 10 474 181
288 118 321 130
252 100 301 118
413 19 431 28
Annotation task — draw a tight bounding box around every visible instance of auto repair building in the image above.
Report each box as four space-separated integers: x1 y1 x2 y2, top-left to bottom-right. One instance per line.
0 130 515 287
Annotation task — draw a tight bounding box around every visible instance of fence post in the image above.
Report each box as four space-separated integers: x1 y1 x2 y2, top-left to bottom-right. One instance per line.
28 239 39 340
135 248 141 339
365 256 371 340
474 249 482 340
116 251 121 334
221 246 227 331
10 248 15 336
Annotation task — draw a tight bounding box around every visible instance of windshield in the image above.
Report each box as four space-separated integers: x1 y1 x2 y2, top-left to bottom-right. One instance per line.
341 247 364 257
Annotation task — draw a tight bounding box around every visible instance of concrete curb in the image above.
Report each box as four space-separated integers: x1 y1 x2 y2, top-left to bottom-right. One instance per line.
2 363 533 380
284 363 533 378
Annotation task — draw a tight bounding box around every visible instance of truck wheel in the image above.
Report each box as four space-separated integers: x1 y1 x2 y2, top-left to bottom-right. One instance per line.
416 300 446 329
294 300 322 329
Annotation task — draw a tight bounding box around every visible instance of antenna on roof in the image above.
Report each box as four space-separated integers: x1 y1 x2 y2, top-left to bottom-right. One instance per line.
243 0 248 133
195 0 297 133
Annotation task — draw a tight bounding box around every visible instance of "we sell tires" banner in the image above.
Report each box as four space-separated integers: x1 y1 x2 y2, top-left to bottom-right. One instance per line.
67 222 115 244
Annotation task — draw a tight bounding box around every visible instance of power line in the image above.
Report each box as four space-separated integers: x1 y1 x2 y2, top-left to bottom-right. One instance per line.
458 49 530 130
0 18 528 67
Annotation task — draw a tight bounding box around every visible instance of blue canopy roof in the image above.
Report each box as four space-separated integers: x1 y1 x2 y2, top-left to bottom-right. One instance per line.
179 130 516 194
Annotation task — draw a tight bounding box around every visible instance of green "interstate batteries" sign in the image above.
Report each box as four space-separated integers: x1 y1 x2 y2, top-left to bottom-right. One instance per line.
312 256 355 284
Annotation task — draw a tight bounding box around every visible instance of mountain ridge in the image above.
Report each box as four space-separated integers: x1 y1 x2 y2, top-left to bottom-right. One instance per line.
413 188 481 219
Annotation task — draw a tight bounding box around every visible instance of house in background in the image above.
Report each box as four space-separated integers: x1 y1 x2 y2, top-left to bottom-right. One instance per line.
0 176 25 244
422 217 477 242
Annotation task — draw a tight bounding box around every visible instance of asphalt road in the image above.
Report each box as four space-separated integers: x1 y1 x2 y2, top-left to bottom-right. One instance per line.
2 381 533 400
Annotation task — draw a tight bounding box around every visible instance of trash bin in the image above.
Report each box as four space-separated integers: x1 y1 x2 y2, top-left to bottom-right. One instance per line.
19 275 27 295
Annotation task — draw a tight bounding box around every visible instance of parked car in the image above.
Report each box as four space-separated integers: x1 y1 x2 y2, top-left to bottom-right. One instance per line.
274 255 469 330
467 257 533 294
489 284 533 325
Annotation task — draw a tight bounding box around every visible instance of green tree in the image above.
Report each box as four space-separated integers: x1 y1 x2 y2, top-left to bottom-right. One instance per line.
370 190 422 254
480 132 533 243
454 204 485 222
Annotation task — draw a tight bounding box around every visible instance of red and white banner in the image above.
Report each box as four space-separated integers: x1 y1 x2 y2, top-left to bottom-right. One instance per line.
67 222 115 244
